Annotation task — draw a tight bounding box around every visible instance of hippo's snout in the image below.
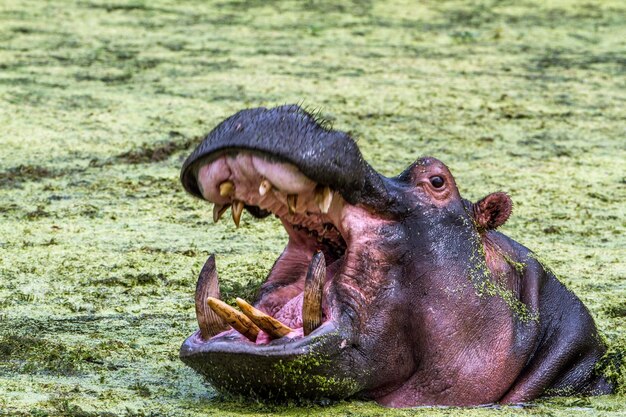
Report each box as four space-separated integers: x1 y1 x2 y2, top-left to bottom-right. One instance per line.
177 148 374 398
180 104 391 210
177 107 394 399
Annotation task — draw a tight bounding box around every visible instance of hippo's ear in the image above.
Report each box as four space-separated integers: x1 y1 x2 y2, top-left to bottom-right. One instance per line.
472 192 512 230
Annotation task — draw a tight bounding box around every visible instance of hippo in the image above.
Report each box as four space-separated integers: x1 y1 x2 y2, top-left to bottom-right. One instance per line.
178 104 612 407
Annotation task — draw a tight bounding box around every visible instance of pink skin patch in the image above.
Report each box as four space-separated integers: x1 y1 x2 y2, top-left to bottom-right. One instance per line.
256 295 305 344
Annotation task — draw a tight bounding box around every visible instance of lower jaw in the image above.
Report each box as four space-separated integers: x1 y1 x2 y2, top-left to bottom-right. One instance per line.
179 321 362 401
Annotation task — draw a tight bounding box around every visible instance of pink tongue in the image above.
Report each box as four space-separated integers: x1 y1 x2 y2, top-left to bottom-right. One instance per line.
255 294 304 345
275 293 304 328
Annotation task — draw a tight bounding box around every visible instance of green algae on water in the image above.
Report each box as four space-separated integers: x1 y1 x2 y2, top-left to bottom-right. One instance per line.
0 0 624 416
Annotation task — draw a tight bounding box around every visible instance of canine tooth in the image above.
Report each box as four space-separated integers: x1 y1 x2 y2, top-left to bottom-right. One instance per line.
235 298 294 339
195 255 229 340
213 204 230 223
303 251 325 336
207 297 259 342
287 194 298 215
259 179 272 196
232 200 244 227
315 186 333 214
219 180 235 197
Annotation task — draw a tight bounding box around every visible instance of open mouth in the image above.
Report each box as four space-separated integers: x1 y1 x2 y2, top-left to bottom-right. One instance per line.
176 106 389 399
181 150 352 351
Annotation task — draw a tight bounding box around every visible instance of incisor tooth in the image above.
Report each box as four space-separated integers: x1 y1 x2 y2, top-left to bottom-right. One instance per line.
232 200 244 227
259 179 272 196
213 204 230 223
236 298 294 339
195 255 229 340
315 186 333 214
219 180 234 197
303 251 325 336
287 194 298 215
207 297 259 342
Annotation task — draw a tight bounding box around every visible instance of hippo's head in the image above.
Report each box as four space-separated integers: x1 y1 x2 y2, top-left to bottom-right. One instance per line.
179 105 609 406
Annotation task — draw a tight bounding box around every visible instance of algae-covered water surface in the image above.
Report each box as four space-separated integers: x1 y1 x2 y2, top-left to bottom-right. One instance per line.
0 0 624 416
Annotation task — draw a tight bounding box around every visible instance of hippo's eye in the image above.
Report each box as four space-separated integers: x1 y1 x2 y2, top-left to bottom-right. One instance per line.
429 176 445 188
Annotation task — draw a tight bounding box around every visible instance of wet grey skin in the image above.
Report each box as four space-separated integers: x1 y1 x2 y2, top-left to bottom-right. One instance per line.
179 105 612 407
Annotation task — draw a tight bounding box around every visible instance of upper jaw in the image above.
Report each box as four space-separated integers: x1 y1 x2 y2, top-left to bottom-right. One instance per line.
179 105 391 210
193 150 350 255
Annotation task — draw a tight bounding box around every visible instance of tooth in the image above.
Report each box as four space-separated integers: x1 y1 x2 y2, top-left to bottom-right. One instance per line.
259 179 272 196
235 298 294 339
303 251 326 336
315 186 333 214
195 255 229 340
207 297 259 342
213 204 230 223
287 194 298 215
219 180 235 197
232 200 244 227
